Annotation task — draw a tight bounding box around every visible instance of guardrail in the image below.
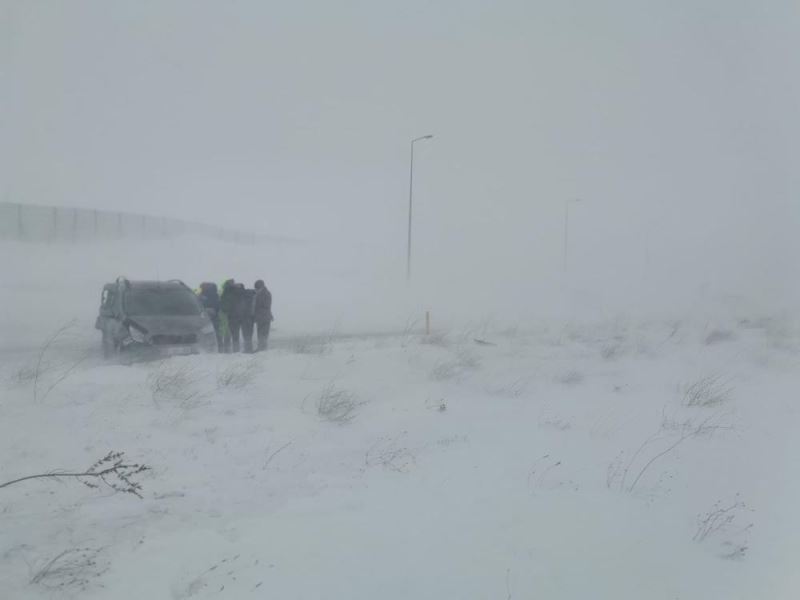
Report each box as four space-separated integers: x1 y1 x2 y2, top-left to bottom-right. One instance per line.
0 202 283 245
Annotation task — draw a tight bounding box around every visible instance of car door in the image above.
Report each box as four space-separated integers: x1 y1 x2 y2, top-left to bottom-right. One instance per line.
96 286 114 331
109 283 128 343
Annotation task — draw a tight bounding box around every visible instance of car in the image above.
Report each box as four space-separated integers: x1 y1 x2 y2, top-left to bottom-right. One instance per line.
95 277 217 359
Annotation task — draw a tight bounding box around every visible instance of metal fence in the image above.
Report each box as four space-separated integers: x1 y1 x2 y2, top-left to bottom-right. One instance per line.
0 202 275 244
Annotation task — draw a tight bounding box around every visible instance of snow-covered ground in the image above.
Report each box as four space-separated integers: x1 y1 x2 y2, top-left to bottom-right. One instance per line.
3 314 800 599
2 237 800 598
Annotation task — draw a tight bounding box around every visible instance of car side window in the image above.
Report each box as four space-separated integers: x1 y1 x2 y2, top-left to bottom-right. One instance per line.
101 288 116 314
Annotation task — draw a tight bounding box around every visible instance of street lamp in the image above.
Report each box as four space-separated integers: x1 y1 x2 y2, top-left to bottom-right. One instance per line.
407 134 434 281
563 198 582 271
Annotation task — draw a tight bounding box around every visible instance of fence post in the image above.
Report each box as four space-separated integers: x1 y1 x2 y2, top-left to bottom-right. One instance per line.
52 206 58 242
17 204 23 240
93 209 98 239
118 212 123 238
72 209 78 242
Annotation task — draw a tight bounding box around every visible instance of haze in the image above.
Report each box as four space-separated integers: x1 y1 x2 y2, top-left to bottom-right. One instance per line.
5 5 800 599
4 0 799 328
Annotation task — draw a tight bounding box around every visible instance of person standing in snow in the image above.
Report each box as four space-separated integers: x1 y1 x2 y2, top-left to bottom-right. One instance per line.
196 282 222 352
226 283 248 353
252 279 273 351
219 279 237 353
235 284 256 353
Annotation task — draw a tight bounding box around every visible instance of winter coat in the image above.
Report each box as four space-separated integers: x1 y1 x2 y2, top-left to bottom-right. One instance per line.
197 283 220 318
253 286 273 322
233 286 255 320
219 280 237 316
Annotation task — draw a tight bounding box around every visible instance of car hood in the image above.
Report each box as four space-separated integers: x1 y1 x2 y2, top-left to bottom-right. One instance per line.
126 315 208 336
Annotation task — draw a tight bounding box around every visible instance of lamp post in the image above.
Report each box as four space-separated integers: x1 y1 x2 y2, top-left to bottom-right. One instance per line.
407 134 434 281
563 198 582 272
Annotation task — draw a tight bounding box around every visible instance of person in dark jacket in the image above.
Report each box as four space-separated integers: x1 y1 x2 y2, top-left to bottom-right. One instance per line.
197 282 222 352
253 280 273 351
219 279 237 353
226 283 248 353
233 284 255 353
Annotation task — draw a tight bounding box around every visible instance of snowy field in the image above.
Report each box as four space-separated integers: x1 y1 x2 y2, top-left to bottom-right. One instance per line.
7 0 800 596
2 238 800 599
3 314 800 598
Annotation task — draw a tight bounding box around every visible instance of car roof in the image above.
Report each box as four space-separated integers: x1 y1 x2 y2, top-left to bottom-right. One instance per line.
123 280 189 291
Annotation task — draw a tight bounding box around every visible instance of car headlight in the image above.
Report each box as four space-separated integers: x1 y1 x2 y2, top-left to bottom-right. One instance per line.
201 324 215 335
129 327 148 343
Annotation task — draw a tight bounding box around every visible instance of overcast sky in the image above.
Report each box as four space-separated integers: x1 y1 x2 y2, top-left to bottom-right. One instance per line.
3 1 800 312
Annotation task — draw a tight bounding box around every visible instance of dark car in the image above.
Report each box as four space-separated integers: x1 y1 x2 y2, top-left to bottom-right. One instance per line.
95 277 216 359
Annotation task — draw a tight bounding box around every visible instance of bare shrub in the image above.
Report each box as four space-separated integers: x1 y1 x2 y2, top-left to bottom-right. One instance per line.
763 318 796 351
429 348 480 381
660 404 734 435
694 496 749 542
705 329 735 345
262 440 293 470
399 315 422 347
30 547 108 592
693 495 753 560
9 362 37 387
148 361 202 408
538 401 573 431
434 434 468 448
18 320 89 402
0 451 150 498
661 320 682 345
316 383 361 424
556 370 584 385
421 331 449 347
539 417 571 431
291 338 323 354
463 316 495 341
430 360 461 381
720 541 749 560
612 411 732 493
559 323 586 345
32 320 77 402
682 375 733 407
486 377 527 398
365 437 416 472
290 333 335 355
37 353 90 403
606 451 626 489
216 358 259 390
527 455 575 492
425 397 448 412
456 348 480 369
601 342 623 360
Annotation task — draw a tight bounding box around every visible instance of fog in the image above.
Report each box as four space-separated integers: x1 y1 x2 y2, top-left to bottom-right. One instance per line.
4 0 799 332
5 4 800 598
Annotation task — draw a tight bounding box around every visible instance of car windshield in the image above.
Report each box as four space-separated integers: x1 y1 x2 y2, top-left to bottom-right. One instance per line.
124 288 201 316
